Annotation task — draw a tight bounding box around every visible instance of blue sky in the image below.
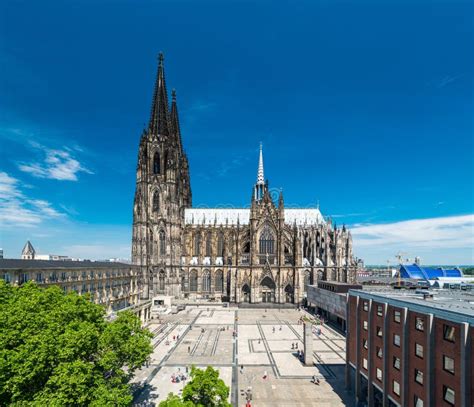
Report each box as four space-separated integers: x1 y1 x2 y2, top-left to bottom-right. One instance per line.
1 0 473 264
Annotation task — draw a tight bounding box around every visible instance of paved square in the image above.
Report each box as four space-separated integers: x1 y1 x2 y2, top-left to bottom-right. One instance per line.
132 307 354 406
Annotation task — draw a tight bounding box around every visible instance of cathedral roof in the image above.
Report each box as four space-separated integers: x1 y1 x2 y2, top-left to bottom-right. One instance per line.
184 208 325 226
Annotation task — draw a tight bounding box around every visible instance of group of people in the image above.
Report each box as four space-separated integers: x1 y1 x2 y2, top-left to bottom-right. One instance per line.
271 326 283 333
171 367 189 383
291 342 299 350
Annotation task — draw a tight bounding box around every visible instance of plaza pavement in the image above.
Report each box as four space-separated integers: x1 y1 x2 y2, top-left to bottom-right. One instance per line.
132 307 354 406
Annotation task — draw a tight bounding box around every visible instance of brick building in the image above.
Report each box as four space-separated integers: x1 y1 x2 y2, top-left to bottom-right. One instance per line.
346 288 473 407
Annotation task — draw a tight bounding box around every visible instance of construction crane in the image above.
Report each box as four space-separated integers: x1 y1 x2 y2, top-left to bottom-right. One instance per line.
395 252 409 287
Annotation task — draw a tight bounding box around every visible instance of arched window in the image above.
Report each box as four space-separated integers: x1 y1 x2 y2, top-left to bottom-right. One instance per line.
190 270 198 292
153 191 160 212
202 270 211 292
159 230 166 255
259 225 275 254
194 233 201 256
217 232 224 257
215 270 223 292
148 230 153 257
153 152 160 174
205 232 212 256
159 270 165 291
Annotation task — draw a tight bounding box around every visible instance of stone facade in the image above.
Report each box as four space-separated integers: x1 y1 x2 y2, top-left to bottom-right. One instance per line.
0 259 141 312
132 54 358 304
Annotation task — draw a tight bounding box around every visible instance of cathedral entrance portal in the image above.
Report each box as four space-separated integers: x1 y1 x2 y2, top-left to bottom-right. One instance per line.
242 284 251 303
260 276 276 303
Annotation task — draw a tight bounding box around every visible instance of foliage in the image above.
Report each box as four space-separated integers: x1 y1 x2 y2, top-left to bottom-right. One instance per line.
0 280 153 406
160 366 231 407
463 267 474 275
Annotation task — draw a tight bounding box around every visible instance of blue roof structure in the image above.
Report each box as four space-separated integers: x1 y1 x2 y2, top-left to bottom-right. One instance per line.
399 264 463 280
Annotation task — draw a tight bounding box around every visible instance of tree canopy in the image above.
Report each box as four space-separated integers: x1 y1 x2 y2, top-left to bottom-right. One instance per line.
0 281 152 406
160 366 231 407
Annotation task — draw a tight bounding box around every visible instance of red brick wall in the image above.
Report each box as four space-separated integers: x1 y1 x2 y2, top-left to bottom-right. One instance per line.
433 318 461 407
407 311 428 405
348 295 358 365
471 326 474 406
386 305 403 403
359 298 369 373
370 301 385 385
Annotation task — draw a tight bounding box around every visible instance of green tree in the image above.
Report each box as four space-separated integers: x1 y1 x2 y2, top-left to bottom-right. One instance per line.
0 281 152 406
160 366 231 407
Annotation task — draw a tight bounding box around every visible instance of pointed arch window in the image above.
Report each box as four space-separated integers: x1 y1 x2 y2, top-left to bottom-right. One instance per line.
159 230 166 255
153 191 160 212
153 152 160 174
190 270 198 292
217 232 224 257
194 233 201 256
159 270 165 291
205 232 212 257
259 225 275 255
215 270 223 292
202 270 211 292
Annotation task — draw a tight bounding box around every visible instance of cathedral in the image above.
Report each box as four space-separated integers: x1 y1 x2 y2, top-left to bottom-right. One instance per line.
131 54 357 304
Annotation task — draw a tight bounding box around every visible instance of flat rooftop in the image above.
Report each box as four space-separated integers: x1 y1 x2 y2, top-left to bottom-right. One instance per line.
350 287 474 324
0 259 134 270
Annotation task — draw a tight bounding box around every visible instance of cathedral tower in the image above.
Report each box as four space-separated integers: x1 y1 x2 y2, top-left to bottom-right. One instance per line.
131 53 191 299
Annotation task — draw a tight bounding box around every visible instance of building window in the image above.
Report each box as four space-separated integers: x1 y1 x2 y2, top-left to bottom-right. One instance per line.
159 270 165 291
393 334 400 347
415 343 423 358
443 386 455 406
393 356 401 370
202 271 211 292
363 339 368 349
415 317 424 331
414 396 424 407
443 325 455 343
394 310 401 323
189 270 198 292
3 273 11 283
193 233 201 256
377 305 383 316
363 320 368 330
205 232 212 257
36 273 43 283
153 152 160 174
363 301 369 311
362 358 368 370
376 326 383 337
20 273 28 284
443 355 455 374
376 346 383 358
376 368 382 381
415 369 423 385
215 270 223 292
217 231 224 256
393 380 400 396
159 230 166 255
153 191 160 212
259 225 275 255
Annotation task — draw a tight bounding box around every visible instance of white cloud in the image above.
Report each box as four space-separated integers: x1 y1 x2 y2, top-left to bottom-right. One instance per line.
351 214 474 264
0 171 64 228
18 142 93 181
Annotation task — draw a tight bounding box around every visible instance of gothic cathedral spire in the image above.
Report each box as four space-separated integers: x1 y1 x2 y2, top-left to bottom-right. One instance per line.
149 52 170 137
170 88 183 151
254 143 266 201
